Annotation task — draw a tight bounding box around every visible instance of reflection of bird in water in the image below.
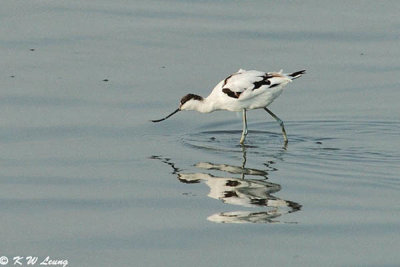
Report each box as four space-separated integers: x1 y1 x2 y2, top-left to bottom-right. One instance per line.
178 172 299 208
152 69 305 144
150 147 301 224
208 211 287 224
179 165 301 224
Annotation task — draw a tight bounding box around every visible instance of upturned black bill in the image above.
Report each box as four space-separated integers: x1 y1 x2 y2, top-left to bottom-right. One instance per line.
151 108 180 122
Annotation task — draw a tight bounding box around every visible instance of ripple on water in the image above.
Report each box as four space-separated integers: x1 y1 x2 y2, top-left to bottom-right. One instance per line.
180 127 303 157
180 120 400 189
181 129 284 153
288 120 400 163
182 120 400 158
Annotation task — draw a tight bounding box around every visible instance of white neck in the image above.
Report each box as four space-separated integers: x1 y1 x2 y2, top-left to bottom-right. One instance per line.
197 98 217 113
185 98 216 113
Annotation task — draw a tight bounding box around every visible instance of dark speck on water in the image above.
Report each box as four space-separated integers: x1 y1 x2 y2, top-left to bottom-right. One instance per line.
102 79 109 82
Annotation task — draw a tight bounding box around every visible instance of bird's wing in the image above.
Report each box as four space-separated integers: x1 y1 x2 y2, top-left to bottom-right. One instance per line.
221 70 272 99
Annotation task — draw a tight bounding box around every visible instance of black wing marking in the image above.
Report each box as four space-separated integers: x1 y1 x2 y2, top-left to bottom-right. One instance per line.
252 75 272 90
222 75 233 87
222 88 241 99
289 70 306 79
222 71 243 87
268 84 280 88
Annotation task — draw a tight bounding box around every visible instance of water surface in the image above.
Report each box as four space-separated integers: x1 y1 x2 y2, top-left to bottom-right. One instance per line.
1 0 400 266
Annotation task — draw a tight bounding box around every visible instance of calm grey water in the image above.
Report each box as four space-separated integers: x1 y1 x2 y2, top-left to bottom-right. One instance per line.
1 1 400 266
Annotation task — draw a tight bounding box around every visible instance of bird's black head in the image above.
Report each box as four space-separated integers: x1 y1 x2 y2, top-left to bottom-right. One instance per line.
151 93 203 123
179 94 204 110
180 94 203 106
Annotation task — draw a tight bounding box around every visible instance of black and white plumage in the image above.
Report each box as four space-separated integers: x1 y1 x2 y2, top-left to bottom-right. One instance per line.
152 69 305 144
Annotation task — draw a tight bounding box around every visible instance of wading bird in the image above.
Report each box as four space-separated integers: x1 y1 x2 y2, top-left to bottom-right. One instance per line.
152 69 305 144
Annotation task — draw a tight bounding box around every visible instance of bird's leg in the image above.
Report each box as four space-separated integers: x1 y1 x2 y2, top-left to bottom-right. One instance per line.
239 109 248 144
264 108 288 144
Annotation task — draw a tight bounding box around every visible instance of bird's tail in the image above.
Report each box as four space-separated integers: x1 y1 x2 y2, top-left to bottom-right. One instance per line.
288 70 306 80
